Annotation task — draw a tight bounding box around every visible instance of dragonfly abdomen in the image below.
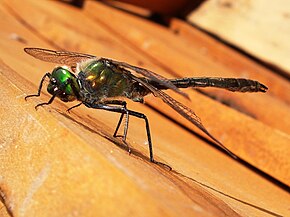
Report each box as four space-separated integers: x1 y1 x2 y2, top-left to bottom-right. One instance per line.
150 77 268 93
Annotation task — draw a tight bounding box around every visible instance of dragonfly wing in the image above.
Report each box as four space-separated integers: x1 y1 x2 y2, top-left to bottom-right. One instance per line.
158 90 238 158
132 75 237 159
108 59 189 99
24 47 96 67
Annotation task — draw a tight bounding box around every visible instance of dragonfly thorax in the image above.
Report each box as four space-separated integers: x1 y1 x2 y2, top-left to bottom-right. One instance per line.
47 67 80 102
76 59 138 103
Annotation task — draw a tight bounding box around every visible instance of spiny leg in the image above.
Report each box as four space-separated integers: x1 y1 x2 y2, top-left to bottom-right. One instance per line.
120 109 129 141
101 100 130 154
35 93 58 110
107 101 128 138
119 109 131 154
100 100 129 139
25 73 51 100
127 109 154 162
114 112 125 137
83 102 155 162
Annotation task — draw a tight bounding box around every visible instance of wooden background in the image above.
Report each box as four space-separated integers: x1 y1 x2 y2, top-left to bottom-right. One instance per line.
0 0 289 216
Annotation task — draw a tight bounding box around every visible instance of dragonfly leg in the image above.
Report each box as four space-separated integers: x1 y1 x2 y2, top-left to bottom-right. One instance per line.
67 102 83 113
101 100 131 154
127 109 154 162
114 112 125 137
35 93 57 110
25 73 51 100
100 100 128 139
121 109 131 155
83 102 155 162
109 101 127 139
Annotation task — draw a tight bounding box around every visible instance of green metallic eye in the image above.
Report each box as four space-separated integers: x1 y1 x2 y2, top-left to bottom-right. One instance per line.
47 67 80 101
52 67 72 84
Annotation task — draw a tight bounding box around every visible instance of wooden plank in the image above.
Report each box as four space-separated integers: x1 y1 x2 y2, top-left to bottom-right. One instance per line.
2 62 213 217
0 1 289 216
0 56 240 217
0 58 289 217
1 0 289 186
188 0 290 77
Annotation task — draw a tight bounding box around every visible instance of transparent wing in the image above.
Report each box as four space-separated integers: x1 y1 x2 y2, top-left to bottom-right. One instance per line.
108 59 189 99
24 47 96 67
132 75 238 159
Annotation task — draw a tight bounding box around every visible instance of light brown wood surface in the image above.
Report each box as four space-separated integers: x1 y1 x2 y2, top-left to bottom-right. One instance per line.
0 0 289 216
188 0 290 76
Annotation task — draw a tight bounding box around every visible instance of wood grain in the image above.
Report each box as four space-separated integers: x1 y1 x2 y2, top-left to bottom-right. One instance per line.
2 0 289 185
188 0 290 77
0 0 289 216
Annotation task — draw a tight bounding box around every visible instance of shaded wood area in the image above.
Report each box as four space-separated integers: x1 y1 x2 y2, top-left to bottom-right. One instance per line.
0 0 289 216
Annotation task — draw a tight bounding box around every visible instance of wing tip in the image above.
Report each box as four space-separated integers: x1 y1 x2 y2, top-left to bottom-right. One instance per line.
23 47 31 53
181 91 190 100
211 136 239 160
24 47 41 56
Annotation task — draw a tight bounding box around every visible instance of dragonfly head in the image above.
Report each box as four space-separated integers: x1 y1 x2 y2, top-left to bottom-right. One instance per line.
47 67 80 102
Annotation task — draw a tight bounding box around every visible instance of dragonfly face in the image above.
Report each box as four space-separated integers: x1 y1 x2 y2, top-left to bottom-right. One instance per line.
47 67 80 102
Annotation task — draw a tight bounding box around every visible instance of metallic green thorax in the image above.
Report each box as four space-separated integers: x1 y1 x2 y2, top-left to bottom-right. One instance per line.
83 60 129 96
78 60 141 102
47 67 79 102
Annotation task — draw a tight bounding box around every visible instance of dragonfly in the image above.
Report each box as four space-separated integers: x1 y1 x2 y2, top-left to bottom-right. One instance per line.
24 47 268 163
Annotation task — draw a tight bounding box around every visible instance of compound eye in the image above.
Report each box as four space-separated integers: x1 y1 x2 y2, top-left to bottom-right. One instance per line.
51 78 57 84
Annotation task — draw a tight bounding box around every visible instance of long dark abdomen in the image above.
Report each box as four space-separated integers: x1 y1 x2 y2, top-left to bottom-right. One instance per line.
149 77 268 93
